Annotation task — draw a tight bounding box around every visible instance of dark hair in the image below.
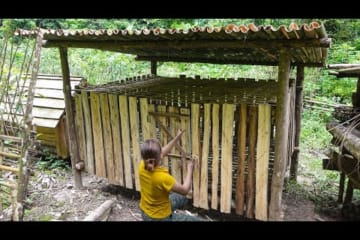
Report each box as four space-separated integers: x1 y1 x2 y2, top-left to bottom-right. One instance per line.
140 139 161 171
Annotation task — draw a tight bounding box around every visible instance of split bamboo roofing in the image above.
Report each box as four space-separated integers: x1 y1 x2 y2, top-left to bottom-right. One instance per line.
79 75 280 105
15 21 330 67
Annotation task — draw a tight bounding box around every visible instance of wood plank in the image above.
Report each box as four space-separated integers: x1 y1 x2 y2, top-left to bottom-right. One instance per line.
37 133 56 141
199 103 210 209
129 97 141 191
255 104 271 221
35 89 64 99
33 98 65 109
235 104 247 215
211 104 220 210
169 106 181 182
32 107 64 119
157 105 169 168
246 105 257 218
191 103 201 207
75 95 86 166
36 126 56 134
90 92 106 177
100 93 115 183
140 98 151 141
180 108 191 185
32 118 59 128
27 79 79 90
220 103 235 213
108 94 124 186
81 91 95 175
119 95 133 189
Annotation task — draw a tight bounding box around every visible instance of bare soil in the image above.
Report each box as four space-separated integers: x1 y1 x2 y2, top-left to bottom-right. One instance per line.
0 167 347 221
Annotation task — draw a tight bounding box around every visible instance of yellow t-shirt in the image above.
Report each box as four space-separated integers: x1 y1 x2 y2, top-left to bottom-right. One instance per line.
139 160 176 219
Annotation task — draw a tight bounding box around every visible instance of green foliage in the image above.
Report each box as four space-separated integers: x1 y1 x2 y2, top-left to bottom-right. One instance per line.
301 108 332 150
36 149 70 171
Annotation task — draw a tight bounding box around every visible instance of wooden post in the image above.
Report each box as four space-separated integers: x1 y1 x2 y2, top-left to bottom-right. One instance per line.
338 172 345 203
59 47 83 189
269 48 291 220
290 65 304 181
151 60 157 75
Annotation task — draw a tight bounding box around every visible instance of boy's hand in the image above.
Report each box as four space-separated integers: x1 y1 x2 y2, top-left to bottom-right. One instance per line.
177 129 185 137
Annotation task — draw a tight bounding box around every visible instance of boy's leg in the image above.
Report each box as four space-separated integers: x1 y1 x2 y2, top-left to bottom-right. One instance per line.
170 192 188 211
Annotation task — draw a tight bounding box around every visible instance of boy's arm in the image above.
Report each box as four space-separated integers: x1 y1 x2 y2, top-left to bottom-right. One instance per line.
161 129 185 158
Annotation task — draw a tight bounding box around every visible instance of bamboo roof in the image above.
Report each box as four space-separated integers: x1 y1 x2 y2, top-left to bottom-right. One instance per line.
15 22 330 67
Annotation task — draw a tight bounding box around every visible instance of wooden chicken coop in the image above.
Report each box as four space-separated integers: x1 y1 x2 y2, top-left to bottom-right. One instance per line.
16 21 331 221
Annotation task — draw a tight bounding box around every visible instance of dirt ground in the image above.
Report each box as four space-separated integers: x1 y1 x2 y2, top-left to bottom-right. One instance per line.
0 168 347 221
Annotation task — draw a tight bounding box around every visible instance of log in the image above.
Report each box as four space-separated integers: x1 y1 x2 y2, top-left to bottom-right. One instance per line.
326 121 360 161
83 199 116 221
328 64 360 69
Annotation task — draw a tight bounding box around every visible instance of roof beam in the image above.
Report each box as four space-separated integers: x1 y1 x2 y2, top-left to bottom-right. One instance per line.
135 55 325 67
43 38 331 50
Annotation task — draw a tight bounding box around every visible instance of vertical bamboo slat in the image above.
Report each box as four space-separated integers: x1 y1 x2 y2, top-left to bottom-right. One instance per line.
157 105 169 168
169 106 181 182
235 103 247 215
199 103 210 209
129 97 141 191
90 92 106 177
211 104 219 210
255 104 271 221
246 105 257 218
220 103 235 213
81 91 94 175
108 94 124 186
191 103 200 207
140 98 151 141
119 95 133 189
75 94 86 167
100 93 114 183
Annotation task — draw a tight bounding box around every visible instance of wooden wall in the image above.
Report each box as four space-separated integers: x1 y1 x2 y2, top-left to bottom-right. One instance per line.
75 92 279 220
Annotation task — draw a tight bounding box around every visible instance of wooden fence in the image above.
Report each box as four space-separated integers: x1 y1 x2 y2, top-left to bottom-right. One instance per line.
74 92 277 220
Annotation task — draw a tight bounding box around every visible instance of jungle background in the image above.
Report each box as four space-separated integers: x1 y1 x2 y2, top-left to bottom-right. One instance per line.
1 18 360 221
